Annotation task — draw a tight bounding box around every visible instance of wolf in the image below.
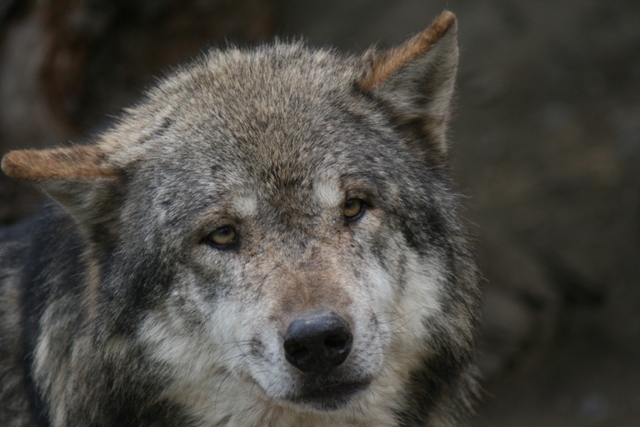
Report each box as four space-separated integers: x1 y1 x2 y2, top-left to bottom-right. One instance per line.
0 10 482 427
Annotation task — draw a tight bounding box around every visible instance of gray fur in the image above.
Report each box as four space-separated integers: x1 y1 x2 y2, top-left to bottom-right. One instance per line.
1 12 482 426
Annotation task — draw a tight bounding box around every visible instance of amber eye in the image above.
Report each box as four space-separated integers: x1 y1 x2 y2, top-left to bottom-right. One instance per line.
207 226 237 246
344 198 365 220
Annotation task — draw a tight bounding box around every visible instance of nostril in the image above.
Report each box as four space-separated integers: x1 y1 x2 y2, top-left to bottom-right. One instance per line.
324 332 350 351
284 341 308 359
283 310 353 374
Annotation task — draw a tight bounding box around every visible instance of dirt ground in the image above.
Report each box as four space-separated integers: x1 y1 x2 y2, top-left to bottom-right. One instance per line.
1 0 639 425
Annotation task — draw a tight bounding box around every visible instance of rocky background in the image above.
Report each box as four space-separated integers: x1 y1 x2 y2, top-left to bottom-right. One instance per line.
1 0 638 425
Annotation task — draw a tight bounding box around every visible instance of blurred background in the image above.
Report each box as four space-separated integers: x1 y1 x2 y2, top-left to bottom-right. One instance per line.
0 0 638 425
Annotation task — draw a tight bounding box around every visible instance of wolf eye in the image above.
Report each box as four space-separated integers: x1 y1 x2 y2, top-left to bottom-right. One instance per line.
207 226 237 247
344 198 365 220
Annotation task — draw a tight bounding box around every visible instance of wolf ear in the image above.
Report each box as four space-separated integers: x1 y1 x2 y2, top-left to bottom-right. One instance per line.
358 11 459 159
1 145 120 229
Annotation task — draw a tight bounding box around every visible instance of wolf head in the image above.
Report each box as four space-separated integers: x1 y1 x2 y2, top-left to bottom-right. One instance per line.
2 11 480 426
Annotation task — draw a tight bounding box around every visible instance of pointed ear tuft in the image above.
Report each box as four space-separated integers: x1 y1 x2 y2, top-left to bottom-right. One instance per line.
358 11 459 159
359 11 457 92
2 145 117 182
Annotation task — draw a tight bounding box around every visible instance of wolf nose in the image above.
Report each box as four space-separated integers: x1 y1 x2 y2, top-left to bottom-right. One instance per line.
283 310 353 374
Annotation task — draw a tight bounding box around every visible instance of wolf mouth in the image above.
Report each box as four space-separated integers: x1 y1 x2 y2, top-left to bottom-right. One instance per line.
286 379 371 411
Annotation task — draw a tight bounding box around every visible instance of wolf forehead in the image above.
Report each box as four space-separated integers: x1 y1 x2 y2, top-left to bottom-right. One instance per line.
118 44 415 203
127 43 374 156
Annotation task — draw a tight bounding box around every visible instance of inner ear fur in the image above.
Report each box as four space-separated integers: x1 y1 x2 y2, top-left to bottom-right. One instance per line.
358 10 459 160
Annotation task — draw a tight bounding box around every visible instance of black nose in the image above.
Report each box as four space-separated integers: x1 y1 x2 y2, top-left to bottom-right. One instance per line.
283 310 353 374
